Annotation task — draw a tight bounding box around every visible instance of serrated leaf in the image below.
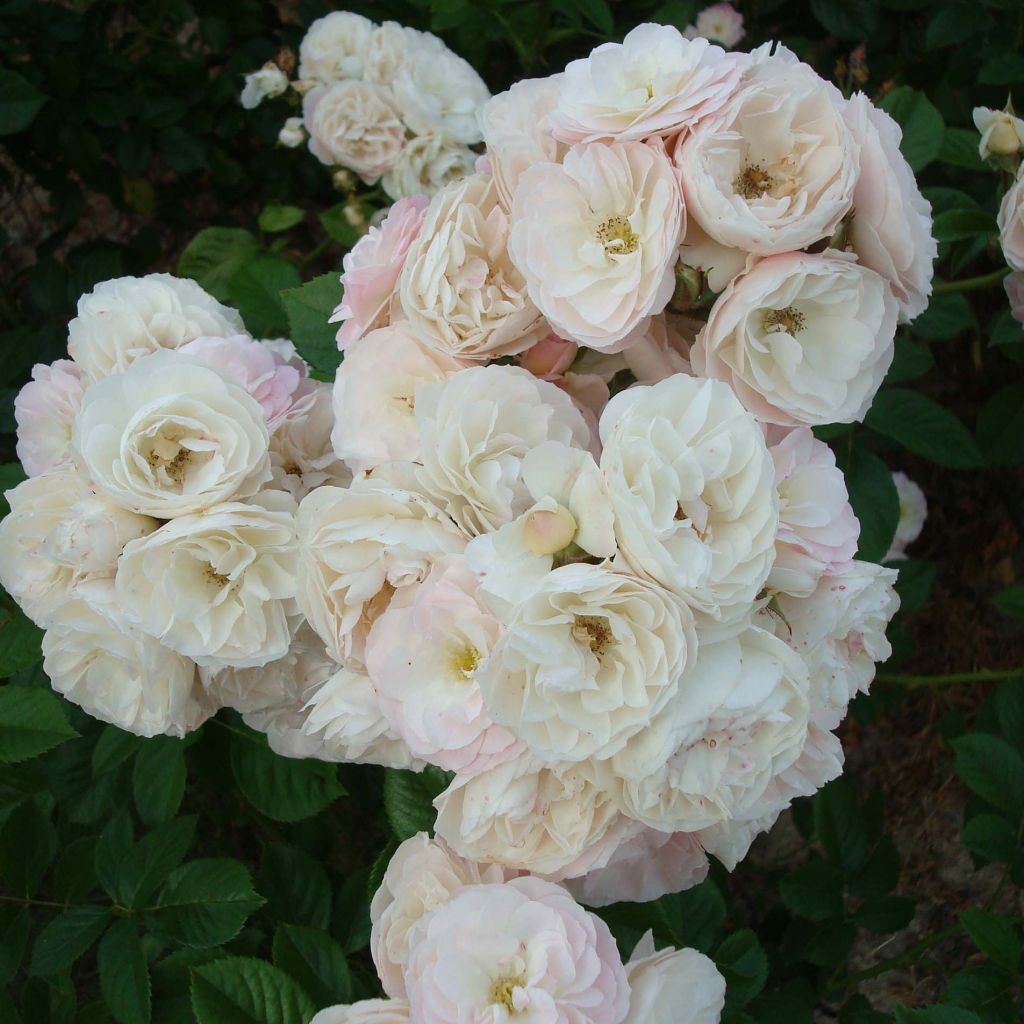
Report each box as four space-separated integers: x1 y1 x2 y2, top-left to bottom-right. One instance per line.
133 738 187 826
92 726 144 777
0 800 57 895
879 87 945 172
959 907 1021 972
0 687 78 764
866 389 982 469
383 766 448 841
280 274 342 375
0 69 47 136
177 228 260 303
715 929 768 1007
272 924 352 1007
657 878 726 953
99 921 151 1024
910 293 976 341
227 256 301 337
95 811 135 903
815 780 869 873
0 906 29 982
30 906 109 976
120 817 197 911
838 447 899 563
778 859 844 921
976 382 1024 466
190 957 315 1024
937 129 986 171
932 209 997 243
0 609 45 677
952 734 1024 819
257 842 332 932
886 338 934 384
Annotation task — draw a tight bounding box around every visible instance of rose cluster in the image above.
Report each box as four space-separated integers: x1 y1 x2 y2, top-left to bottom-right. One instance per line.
0 273 348 737
310 832 726 1024
241 11 490 201
238 21 924 899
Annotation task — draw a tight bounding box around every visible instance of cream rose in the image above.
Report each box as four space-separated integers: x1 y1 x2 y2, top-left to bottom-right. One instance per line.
311 1002 410 1024
691 250 898 427
509 141 683 351
14 360 85 477
241 63 288 109
998 170 1024 272
623 936 726 1024
399 174 547 360
67 273 244 382
973 106 1024 161
600 374 778 623
884 471 927 562
381 135 477 202
72 349 271 518
115 493 299 670
298 11 374 83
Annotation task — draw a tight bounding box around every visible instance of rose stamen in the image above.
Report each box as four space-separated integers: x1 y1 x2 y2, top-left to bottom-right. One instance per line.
204 564 229 588
490 973 526 1012
448 642 481 681
733 163 777 199
762 306 806 335
596 216 639 256
572 614 616 656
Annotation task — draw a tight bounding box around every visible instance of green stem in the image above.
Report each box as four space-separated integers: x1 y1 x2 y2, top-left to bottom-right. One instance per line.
932 267 1010 295
301 234 334 269
876 667 1024 686
0 894 70 911
829 923 962 989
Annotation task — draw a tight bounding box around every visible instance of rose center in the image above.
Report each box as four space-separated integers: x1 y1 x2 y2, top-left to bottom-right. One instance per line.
733 163 778 200
596 216 639 256
490 973 527 1012
204 564 230 588
572 614 616 656
145 429 210 489
762 306 807 335
448 642 481 681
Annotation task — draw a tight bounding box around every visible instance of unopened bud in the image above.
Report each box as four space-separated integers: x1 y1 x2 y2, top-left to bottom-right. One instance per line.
332 168 356 192
671 262 704 310
343 198 367 231
524 505 577 556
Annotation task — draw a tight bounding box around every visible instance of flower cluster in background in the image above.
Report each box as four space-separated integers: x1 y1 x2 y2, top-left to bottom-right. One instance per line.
241 11 490 202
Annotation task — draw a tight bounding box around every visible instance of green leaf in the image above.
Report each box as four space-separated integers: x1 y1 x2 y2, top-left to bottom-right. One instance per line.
978 51 1024 85
177 228 260 303
993 585 1024 620
910 293 976 341
227 256 302 338
0 800 56 895
995 682 1024 752
854 895 916 932
715 929 768 1007
976 382 1024 466
257 842 332 932
942 963 1014 1017
839 447 899 563
879 87 945 172
962 813 1018 864
657 878 726 953
937 129 986 171
133 738 187 826
958 907 1021 972
383 766 449 841
0 687 78 764
814 780 869 873
30 905 109 976
148 859 263 948
92 726 144 777
272 924 353 1007
932 209 998 243
98 921 151 1024
866 389 982 469
0 69 47 136
778 859 844 921
0 906 29 982
119 817 197 911
809 0 878 38
54 837 99 904
95 811 135 903
567 0 615 34
886 338 934 384
230 729 344 823
805 920 857 968
191 957 315 1024
952 734 1024 819
0 608 45 676
258 204 305 233
280 274 342 375
889 558 936 613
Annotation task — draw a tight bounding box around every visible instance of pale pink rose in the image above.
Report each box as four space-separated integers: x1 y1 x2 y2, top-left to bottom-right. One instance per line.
623 935 726 1024
565 829 709 907
519 333 579 377
14 360 86 476
767 427 859 597
365 556 521 774
370 832 509 999
509 141 683 351
998 171 1024 272
685 3 745 48
311 1000 410 1024
330 196 430 350
179 335 302 429
884 471 927 562
844 92 936 323
552 24 741 143
404 877 630 1024
620 313 697 384
1005 271 1024 324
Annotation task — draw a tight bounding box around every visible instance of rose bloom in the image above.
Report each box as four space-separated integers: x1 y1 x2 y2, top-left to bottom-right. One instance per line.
14 360 85 476
331 195 429 350
775 560 899 714
67 273 245 382
296 480 466 666
675 46 857 255
552 24 741 144
278 117 305 148
366 556 519 774
1006 271 1024 324
613 625 810 833
391 46 490 145
509 141 683 351
72 349 271 518
115 493 300 670
480 76 567 210
381 134 477 202
434 754 622 877
973 106 1024 160
998 170 1024 272
298 10 374 83
0 471 156 627
311 1001 410 1024
241 63 288 109
692 250 898 427
600 375 778 624
365 21 446 86
303 82 407 183
519 333 579 377
404 877 629 1024
399 174 547 360
370 833 508 999
767 427 859 597
884 471 927 562
844 92 936 323
686 2 745 48
478 563 697 763
623 934 726 1024
43 580 212 738
414 365 591 536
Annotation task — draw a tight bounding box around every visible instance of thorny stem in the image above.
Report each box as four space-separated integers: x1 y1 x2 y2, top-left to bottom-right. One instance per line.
876 667 1024 686
932 267 1011 295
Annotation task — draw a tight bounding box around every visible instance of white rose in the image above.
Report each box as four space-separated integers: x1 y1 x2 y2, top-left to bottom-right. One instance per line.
241 63 289 109
414 365 591 536
884 471 927 562
600 375 778 624
14 360 85 477
73 349 271 518
391 46 489 145
844 92 936 323
67 273 244 382
551 24 742 143
623 936 726 1024
434 754 622 877
296 481 466 666
478 563 697 763
0 472 156 627
364 22 434 86
676 47 857 254
480 76 566 209
998 170 1024 272
370 832 507 999
311 1001 410 1024
692 250 898 427
510 141 683 351
399 174 547 360
298 11 374 84
42 580 212 738
115 493 299 670
331 323 466 473
381 134 476 201
303 81 407 183
613 626 810 833
278 117 305 148
973 106 1024 160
